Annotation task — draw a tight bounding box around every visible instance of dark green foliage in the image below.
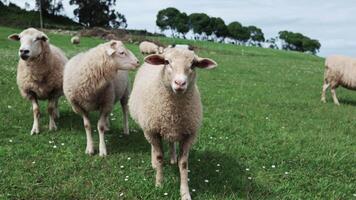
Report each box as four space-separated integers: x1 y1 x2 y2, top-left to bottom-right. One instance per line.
247 26 265 46
279 31 321 54
69 0 127 28
189 13 211 36
35 0 63 16
156 7 180 34
210 17 229 41
227 21 250 44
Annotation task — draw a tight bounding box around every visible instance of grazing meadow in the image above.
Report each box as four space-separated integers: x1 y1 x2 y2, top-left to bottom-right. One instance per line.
0 26 355 199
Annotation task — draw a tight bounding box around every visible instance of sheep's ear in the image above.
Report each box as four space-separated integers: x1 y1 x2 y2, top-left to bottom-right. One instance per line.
8 33 20 41
106 41 117 56
38 34 48 42
193 57 217 69
144 54 166 65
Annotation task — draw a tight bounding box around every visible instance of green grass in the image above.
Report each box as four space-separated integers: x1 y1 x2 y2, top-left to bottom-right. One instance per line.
0 26 355 200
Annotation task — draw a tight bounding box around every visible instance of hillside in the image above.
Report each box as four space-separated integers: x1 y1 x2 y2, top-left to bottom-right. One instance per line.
0 26 355 199
0 2 81 29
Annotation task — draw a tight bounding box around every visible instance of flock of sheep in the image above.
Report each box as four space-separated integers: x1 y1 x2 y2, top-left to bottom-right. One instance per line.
7 27 355 200
8 28 217 200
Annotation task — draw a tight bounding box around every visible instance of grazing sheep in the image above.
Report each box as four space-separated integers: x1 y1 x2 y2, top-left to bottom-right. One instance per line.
8 28 68 135
63 40 139 156
129 48 217 200
139 41 163 54
167 44 193 50
321 55 356 105
71 36 80 45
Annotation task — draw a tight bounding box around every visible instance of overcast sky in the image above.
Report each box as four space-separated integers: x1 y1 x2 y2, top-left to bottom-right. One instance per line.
10 0 356 57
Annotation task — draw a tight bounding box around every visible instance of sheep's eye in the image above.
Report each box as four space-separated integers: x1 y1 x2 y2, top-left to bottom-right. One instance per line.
119 51 125 55
164 60 170 65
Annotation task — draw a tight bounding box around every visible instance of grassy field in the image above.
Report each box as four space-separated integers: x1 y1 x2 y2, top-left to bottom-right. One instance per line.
0 26 355 200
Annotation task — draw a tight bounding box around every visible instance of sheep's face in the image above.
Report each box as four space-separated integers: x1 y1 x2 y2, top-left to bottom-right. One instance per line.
144 48 217 94
8 28 49 61
106 40 140 70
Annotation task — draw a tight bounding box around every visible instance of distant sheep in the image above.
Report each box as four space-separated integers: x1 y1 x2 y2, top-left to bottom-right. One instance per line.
8 28 68 135
129 48 217 200
71 36 80 45
167 44 193 50
63 40 139 156
139 41 163 54
321 55 356 105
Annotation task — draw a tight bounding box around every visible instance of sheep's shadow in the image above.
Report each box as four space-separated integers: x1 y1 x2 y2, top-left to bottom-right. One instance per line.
338 98 356 106
174 150 272 199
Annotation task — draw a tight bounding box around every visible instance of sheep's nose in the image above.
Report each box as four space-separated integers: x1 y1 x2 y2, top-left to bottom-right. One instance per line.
174 80 186 86
20 49 30 54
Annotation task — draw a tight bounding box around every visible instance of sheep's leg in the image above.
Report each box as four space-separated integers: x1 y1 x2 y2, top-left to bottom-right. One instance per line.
98 112 109 156
30 98 40 135
169 142 177 164
48 98 58 131
321 80 329 103
83 113 94 155
120 99 129 135
178 135 195 200
330 87 340 105
148 134 164 187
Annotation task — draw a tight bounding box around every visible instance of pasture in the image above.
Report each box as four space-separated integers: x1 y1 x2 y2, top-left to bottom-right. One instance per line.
0 26 355 199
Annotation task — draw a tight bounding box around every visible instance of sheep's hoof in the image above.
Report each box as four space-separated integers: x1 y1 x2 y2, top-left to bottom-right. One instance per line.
85 147 94 155
123 130 130 136
30 127 40 135
181 193 192 200
155 181 162 187
49 123 57 131
170 157 177 165
321 99 326 103
99 149 107 157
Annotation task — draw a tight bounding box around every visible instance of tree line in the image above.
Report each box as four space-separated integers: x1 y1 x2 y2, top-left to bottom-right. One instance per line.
34 0 127 28
156 7 321 54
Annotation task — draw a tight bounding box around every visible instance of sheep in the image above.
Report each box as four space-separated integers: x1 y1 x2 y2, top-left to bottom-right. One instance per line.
63 40 139 156
321 55 356 105
71 36 80 45
128 48 217 200
8 28 68 135
139 41 163 54
167 44 193 50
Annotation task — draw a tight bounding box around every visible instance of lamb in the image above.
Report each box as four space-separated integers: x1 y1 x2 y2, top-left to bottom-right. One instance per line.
321 55 356 105
128 48 217 200
8 28 68 135
139 41 163 54
63 40 139 156
71 36 80 45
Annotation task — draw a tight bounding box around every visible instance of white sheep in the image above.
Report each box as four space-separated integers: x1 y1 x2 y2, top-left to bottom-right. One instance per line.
321 55 356 105
63 40 139 156
139 41 163 54
128 48 217 200
71 36 80 45
8 28 68 135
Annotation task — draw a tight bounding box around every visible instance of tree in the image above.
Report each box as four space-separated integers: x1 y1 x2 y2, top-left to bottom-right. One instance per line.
110 11 127 28
175 12 189 38
189 13 210 40
247 26 265 47
35 0 63 16
227 21 250 44
278 31 320 54
70 0 127 28
209 17 229 42
156 7 180 36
